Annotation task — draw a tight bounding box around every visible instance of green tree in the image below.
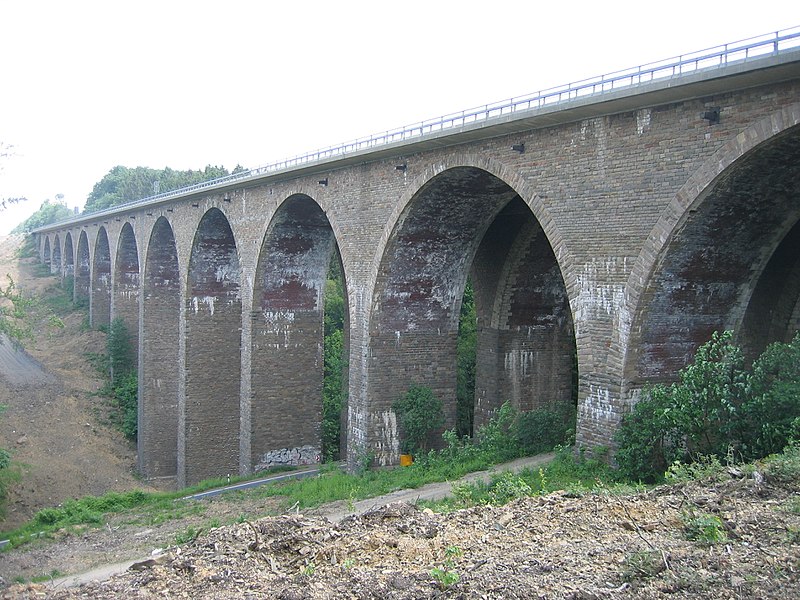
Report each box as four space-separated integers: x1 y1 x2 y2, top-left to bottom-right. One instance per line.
456 279 476 437
107 317 134 386
322 328 344 460
0 275 35 346
84 164 246 213
393 385 445 455
11 197 73 233
106 318 137 440
322 257 346 461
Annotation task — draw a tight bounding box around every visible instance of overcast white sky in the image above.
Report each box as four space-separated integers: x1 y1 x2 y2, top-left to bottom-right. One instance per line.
0 1 795 234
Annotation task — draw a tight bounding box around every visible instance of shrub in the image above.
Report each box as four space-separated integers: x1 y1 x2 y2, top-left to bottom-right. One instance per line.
476 401 576 463
488 471 532 504
513 404 576 456
94 318 139 441
622 550 667 581
475 401 518 461
115 372 138 440
667 330 748 456
107 317 134 385
682 512 727 545
614 387 686 482
322 329 344 461
742 333 800 457
393 385 445 455
616 331 800 482
322 260 346 461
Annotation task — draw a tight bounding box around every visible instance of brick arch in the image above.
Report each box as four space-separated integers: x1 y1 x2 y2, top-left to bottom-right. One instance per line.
621 105 800 403
366 154 588 374
114 222 140 364
253 183 353 286
471 198 577 431
74 230 90 307
140 217 180 480
52 235 62 275
91 227 112 328
249 193 341 471
368 154 574 316
364 159 577 465
184 207 242 485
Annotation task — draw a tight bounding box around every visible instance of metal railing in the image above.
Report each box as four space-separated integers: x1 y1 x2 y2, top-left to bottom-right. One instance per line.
38 26 800 229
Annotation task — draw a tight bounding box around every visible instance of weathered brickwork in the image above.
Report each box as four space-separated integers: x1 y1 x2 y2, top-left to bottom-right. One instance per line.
251 195 331 473
139 217 180 480
90 228 111 328
74 231 90 306
62 233 74 279
113 223 140 361
184 208 242 485
42 237 51 269
51 235 61 275
35 60 800 483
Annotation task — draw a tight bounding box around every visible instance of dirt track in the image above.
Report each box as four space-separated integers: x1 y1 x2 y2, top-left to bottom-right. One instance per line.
0 335 53 387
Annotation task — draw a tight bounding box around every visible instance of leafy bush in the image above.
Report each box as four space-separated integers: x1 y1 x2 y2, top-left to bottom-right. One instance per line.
622 550 667 581
393 385 445 454
115 372 139 439
322 328 344 461
743 335 800 457
0 275 35 345
488 471 532 504
614 388 685 483
107 317 134 385
476 401 576 463
513 404 577 455
475 401 518 461
682 511 727 545
616 331 800 482
96 318 138 440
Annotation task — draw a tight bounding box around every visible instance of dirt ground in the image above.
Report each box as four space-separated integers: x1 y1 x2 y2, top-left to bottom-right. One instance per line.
0 234 150 531
3 465 800 599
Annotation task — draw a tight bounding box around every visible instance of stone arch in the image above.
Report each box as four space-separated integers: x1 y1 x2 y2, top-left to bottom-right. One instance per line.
114 223 140 366
185 207 242 484
74 230 90 307
365 163 576 465
140 217 180 480
621 108 800 403
91 227 112 328
250 193 343 470
52 235 62 275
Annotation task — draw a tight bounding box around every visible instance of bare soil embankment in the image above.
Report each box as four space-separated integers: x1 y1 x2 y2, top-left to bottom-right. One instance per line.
0 235 145 531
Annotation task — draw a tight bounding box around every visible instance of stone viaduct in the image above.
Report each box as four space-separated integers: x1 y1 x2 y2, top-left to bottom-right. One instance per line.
33 31 800 487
